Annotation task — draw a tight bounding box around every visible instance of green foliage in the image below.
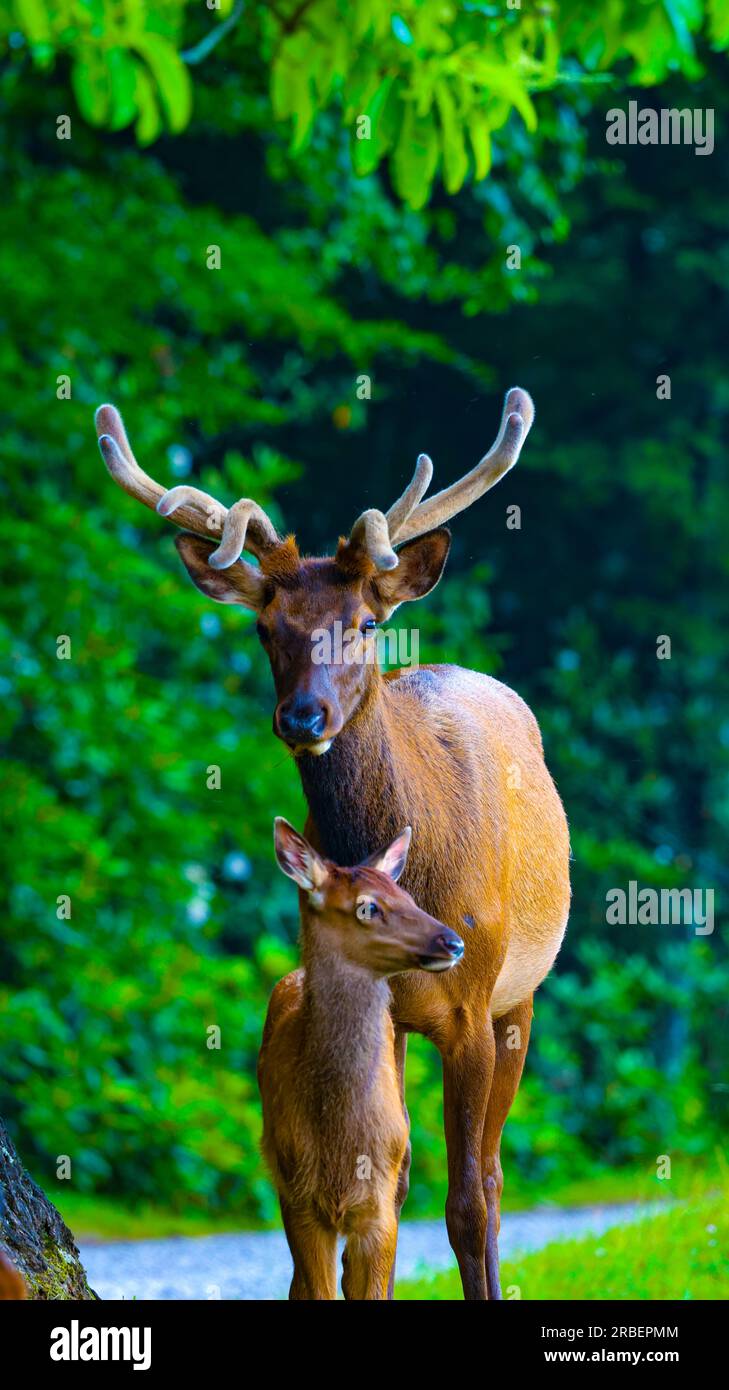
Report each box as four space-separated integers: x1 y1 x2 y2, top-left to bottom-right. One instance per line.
4 1 729 205
5 0 197 141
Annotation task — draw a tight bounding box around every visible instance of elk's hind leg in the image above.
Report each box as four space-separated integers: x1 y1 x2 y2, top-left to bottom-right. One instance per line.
386 1027 411 1300
481 996 533 1300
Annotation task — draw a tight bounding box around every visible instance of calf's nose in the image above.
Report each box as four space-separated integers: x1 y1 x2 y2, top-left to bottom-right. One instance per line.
433 930 465 960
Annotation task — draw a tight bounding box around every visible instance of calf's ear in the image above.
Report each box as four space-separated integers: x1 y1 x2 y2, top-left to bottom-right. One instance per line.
274 818 329 893
363 827 412 882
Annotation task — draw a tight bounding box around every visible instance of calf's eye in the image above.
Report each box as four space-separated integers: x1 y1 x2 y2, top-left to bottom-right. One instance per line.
356 898 378 923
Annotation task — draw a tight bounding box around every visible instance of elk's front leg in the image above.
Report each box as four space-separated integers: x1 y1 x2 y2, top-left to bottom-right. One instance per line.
441 1019 495 1301
481 996 533 1301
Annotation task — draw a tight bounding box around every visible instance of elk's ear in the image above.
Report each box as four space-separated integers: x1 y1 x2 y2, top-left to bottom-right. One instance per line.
367 529 450 619
175 534 266 611
274 818 328 893
363 826 412 882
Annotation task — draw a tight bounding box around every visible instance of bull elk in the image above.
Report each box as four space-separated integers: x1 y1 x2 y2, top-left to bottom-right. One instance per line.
260 818 464 1299
94 387 570 1300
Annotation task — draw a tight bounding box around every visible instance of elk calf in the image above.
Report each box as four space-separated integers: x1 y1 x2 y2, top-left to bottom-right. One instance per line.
258 819 463 1300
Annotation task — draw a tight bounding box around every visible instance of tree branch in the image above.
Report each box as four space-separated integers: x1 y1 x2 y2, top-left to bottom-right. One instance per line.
181 1 247 67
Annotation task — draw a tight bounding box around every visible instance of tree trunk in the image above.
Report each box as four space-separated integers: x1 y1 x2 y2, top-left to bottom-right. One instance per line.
0 1117 96 1299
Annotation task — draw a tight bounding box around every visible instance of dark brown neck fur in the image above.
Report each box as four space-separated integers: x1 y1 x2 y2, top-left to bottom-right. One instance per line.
298 675 409 865
297 669 476 928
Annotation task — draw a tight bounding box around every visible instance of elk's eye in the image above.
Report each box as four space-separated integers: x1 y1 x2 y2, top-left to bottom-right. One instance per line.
360 618 377 634
356 898 379 924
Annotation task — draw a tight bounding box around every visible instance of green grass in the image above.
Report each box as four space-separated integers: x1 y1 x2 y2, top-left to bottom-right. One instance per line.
396 1189 729 1300
500 1152 728 1213
47 1190 276 1242
52 1155 726 1242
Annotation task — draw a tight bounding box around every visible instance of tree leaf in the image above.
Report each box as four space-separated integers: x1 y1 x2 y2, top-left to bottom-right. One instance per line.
272 39 317 153
467 106 492 181
134 64 161 146
133 34 192 134
709 0 729 45
352 74 395 176
393 102 439 209
107 49 138 132
391 14 414 46
13 0 50 47
71 48 109 128
435 80 468 195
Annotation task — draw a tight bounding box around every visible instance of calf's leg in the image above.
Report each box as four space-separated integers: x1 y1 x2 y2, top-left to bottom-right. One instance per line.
342 1212 399 1301
281 1200 337 1300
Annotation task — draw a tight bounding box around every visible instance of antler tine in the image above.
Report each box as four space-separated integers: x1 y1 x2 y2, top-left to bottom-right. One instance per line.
95 403 135 465
344 453 433 572
345 388 533 569
348 509 399 571
210 499 280 569
95 404 279 569
391 387 535 544
158 490 278 568
385 452 434 541
96 403 227 536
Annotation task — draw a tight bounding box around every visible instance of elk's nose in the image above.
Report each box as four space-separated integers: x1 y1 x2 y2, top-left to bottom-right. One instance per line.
276 697 327 745
418 928 464 973
434 931 465 960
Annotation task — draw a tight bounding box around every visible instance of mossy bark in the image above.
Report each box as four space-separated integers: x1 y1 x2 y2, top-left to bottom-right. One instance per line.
0 1117 96 1299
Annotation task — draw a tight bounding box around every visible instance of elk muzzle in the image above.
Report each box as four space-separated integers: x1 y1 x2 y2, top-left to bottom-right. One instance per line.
274 693 342 754
418 928 465 972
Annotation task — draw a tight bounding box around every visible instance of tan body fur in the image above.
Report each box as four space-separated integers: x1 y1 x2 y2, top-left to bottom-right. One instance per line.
301 663 570 1029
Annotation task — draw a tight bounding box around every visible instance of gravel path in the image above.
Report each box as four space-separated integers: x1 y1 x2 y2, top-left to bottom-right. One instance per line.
80 1200 659 1300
